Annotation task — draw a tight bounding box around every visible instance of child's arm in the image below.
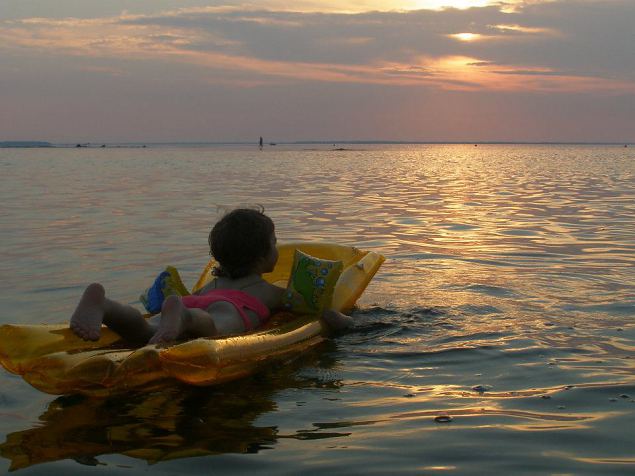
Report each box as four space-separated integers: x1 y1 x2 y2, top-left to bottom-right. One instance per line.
321 309 353 333
268 285 353 332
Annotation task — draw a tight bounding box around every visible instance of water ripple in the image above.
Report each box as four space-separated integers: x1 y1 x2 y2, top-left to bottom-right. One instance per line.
1 145 634 473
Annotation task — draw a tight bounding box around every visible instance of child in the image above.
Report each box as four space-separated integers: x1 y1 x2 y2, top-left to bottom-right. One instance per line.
70 208 351 345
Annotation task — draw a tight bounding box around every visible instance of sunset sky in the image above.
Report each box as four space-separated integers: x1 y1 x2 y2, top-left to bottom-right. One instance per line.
1 0 634 143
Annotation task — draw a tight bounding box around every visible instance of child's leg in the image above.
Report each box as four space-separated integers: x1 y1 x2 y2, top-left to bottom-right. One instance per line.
149 295 218 344
70 283 155 344
70 283 107 341
103 299 155 345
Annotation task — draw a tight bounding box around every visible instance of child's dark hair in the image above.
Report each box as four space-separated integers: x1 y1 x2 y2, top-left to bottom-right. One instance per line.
209 208 275 279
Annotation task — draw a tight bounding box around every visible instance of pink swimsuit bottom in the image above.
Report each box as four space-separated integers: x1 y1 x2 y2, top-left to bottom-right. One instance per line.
181 289 270 331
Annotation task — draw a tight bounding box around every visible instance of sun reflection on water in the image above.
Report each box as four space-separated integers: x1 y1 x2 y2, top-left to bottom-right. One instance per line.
1 144 634 472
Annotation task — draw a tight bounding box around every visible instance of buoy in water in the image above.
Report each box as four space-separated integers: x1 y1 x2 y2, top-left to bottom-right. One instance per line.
434 414 453 423
472 385 490 393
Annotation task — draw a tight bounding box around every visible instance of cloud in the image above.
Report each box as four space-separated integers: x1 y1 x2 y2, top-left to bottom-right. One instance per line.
0 0 634 142
1 0 633 94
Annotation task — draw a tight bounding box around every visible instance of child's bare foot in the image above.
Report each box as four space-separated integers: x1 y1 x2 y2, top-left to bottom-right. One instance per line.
70 283 106 341
149 295 187 344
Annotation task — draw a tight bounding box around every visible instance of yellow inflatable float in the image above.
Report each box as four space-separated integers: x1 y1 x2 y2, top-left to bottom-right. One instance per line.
0 243 384 397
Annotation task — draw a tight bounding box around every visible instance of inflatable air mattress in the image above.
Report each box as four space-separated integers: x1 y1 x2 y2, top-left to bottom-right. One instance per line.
0 243 384 397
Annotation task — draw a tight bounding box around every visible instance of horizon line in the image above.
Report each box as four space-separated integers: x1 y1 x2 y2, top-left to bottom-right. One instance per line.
2 140 633 147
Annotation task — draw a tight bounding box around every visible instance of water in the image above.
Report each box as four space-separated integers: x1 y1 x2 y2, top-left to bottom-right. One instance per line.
1 144 634 474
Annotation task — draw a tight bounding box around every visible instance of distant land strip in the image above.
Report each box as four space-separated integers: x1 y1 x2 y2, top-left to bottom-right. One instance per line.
0 141 52 148
1 141 632 148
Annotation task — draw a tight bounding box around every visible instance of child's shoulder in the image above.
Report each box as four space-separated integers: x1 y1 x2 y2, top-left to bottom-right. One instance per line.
259 280 285 297
254 280 285 309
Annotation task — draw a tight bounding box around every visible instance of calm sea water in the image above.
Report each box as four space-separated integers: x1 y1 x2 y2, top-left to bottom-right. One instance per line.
0 144 634 474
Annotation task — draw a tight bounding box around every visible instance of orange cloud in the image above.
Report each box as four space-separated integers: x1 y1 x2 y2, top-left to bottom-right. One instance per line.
490 24 555 34
449 33 486 42
1 10 634 94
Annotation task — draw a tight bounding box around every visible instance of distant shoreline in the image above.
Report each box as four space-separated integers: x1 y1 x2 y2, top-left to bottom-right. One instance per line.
0 141 53 148
1 140 631 149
